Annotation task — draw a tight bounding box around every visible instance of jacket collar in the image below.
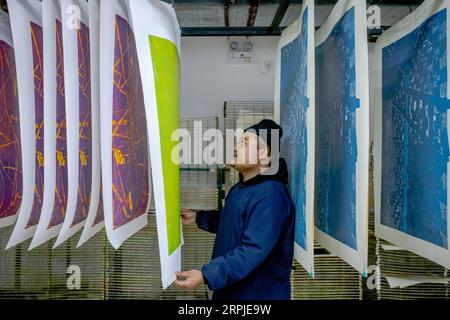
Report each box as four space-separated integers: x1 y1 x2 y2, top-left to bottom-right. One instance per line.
238 158 289 187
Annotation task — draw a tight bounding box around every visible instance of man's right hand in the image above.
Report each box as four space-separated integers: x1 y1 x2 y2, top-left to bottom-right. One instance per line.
181 208 197 225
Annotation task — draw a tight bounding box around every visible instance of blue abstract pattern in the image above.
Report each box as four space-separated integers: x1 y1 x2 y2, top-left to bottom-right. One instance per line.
315 7 359 250
381 9 449 249
280 8 309 250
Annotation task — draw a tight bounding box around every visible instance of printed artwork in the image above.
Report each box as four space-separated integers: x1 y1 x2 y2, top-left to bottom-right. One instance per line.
315 7 359 250
313 0 369 274
72 21 92 227
276 0 316 276
100 0 149 251
128 0 182 288
0 39 21 226
381 9 449 249
49 19 68 228
280 8 309 251
112 15 149 229
28 1 68 250
374 0 450 269
150 34 181 255
77 0 104 247
27 21 44 229
6 0 45 248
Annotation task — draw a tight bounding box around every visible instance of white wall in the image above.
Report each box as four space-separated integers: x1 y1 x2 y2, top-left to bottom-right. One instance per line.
180 36 280 122
180 36 377 138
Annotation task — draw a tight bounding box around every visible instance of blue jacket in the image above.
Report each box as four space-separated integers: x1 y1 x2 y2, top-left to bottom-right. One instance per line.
196 159 295 300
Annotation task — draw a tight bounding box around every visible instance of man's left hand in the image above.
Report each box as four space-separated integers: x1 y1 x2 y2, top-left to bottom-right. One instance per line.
175 270 204 290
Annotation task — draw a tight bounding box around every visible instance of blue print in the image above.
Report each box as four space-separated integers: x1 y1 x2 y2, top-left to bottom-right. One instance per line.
381 9 449 249
315 8 359 250
280 8 309 250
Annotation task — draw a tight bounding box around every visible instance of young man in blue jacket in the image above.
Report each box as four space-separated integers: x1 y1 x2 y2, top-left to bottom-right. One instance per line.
175 119 295 300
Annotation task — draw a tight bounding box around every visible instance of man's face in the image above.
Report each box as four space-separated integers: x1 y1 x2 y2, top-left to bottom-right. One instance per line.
231 131 269 171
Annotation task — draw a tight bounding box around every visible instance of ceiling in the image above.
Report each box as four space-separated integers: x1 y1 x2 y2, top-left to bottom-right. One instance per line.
163 0 425 36
0 0 426 37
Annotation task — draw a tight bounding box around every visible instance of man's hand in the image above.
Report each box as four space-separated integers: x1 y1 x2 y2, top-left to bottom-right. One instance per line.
181 208 197 225
175 270 204 290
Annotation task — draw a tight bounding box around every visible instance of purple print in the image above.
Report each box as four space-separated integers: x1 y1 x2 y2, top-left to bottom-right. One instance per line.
27 21 44 228
49 19 68 228
0 40 22 221
111 15 149 229
71 21 92 227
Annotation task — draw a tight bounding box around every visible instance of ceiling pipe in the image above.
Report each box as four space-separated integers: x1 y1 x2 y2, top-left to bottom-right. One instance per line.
182 26 282 36
224 0 232 27
246 0 260 27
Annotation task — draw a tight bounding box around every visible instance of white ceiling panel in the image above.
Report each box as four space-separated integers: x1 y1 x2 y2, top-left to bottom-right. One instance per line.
197 6 224 26
381 6 416 26
254 4 278 27
229 4 250 27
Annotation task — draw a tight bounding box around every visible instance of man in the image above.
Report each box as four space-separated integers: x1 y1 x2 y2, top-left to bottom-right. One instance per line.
175 119 295 300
